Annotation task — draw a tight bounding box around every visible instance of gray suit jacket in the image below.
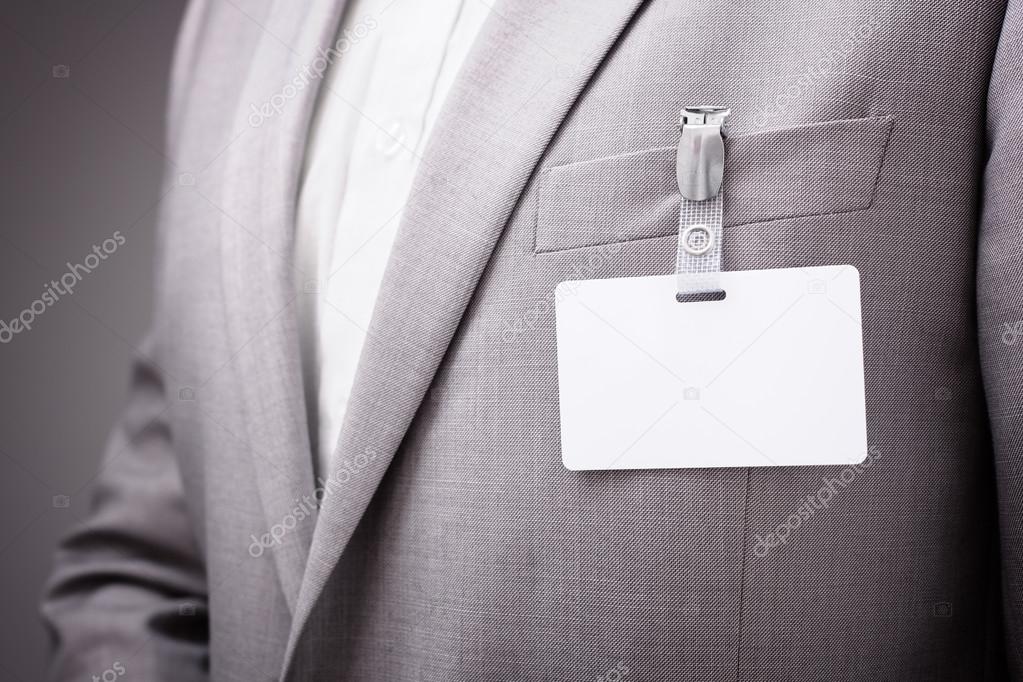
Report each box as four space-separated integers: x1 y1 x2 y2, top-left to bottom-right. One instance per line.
41 0 1023 679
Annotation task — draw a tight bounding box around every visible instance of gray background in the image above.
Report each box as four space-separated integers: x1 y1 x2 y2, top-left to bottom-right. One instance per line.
0 1 186 679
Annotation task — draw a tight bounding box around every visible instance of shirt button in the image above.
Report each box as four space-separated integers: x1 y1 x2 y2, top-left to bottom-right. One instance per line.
375 121 407 157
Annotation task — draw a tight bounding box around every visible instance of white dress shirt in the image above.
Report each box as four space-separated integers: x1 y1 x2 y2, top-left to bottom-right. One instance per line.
295 0 490 478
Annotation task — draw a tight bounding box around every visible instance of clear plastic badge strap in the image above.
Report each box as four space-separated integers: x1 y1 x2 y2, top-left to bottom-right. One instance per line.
675 106 730 301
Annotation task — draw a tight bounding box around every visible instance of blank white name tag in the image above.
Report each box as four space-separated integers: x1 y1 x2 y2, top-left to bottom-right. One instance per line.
555 265 867 470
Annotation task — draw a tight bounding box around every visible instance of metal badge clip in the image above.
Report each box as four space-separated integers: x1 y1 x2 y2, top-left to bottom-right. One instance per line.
676 106 731 201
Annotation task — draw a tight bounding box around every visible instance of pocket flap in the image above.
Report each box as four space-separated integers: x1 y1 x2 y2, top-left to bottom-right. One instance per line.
536 115 894 254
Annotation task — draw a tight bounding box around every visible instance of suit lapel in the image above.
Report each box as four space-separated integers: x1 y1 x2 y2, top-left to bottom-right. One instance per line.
217 0 347 614
283 0 649 673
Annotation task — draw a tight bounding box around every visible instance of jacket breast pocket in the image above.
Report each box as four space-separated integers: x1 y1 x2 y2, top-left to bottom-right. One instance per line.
534 115 894 254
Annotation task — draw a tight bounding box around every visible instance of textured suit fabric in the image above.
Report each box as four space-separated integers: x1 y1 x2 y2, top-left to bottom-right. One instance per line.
41 0 1023 680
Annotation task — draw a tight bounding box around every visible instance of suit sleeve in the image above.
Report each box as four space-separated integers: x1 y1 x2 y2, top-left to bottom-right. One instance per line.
40 338 209 681
978 0 1023 676
40 3 212 680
